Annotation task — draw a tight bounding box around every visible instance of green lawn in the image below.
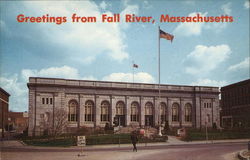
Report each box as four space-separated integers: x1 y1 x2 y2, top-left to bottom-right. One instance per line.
22 133 168 147
183 129 250 141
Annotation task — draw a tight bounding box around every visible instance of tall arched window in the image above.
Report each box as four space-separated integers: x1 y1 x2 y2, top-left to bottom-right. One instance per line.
101 101 110 122
145 102 153 115
85 100 94 122
68 100 78 122
145 102 154 126
160 102 167 123
184 103 192 122
172 103 179 122
116 101 126 126
116 101 125 115
131 102 139 122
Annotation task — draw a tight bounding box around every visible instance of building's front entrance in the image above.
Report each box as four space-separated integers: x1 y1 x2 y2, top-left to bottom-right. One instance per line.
116 115 125 126
145 115 153 126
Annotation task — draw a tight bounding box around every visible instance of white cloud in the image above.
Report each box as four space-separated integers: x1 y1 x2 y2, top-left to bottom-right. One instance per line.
182 0 195 5
185 44 231 75
102 72 155 83
0 74 27 111
190 78 228 87
174 8 232 37
120 4 139 29
174 12 208 36
0 20 11 36
142 1 152 9
15 1 130 63
21 66 82 81
228 57 250 71
1 65 97 111
221 2 232 15
82 76 97 81
244 0 250 9
0 65 156 111
99 1 107 10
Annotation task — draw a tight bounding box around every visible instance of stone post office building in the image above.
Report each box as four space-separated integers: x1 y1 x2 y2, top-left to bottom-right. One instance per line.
27 77 220 136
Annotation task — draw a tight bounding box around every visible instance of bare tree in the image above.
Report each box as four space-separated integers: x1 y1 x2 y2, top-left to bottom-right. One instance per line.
41 108 68 137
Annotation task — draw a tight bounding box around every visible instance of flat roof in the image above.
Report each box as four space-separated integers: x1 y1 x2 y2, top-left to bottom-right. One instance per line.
221 79 250 90
27 77 219 93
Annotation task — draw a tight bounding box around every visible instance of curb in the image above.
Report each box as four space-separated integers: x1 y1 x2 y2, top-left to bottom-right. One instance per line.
19 140 27 146
238 150 250 160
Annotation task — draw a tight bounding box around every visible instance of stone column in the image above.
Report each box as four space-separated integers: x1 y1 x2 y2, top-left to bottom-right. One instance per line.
180 98 184 127
140 97 145 127
111 96 116 126
28 89 36 136
95 95 101 127
168 99 172 127
125 96 130 126
195 96 201 129
79 95 85 126
154 98 160 126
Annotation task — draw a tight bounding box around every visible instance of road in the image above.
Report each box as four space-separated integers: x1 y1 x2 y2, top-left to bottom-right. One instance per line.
1 142 245 160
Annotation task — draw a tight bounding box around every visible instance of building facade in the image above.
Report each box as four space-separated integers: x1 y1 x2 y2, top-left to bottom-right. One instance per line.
27 77 220 136
0 87 10 138
8 112 28 133
221 79 250 128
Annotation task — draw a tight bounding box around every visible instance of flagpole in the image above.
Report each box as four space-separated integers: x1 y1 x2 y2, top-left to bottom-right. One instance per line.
158 26 161 126
132 61 135 83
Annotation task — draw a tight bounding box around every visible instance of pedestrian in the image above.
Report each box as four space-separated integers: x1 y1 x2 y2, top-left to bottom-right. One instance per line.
130 131 138 152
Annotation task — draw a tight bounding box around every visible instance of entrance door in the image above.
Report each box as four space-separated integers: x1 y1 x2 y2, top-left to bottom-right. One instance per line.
145 115 153 126
117 115 125 126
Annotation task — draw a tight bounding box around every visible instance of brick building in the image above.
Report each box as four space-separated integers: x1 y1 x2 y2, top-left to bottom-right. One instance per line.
221 79 250 128
8 112 28 133
0 87 10 138
27 77 220 136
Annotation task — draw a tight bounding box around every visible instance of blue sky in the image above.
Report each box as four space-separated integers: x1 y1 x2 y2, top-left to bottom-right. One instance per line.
0 0 249 111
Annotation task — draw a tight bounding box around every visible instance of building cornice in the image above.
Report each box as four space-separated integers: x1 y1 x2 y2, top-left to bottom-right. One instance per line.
27 77 220 95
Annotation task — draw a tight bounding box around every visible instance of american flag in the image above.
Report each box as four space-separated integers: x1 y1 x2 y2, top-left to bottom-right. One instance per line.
160 29 174 42
133 64 138 68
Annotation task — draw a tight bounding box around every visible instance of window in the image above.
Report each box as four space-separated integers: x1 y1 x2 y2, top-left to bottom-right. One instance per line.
184 103 192 122
160 102 167 123
68 100 78 122
42 97 53 105
172 103 179 122
131 102 139 122
116 102 125 115
42 98 45 104
46 98 49 104
101 101 110 121
145 102 153 115
85 100 94 122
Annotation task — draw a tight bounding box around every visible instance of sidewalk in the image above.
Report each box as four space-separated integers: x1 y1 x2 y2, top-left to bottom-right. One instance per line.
1 137 249 149
0 140 24 147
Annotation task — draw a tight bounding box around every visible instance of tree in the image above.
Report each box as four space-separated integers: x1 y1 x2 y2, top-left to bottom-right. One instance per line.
41 108 68 137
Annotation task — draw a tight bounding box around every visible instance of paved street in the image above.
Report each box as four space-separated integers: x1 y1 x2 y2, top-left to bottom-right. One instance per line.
1 141 246 160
